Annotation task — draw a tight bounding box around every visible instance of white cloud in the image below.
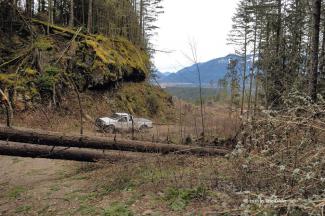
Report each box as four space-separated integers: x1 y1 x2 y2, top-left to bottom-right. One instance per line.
152 0 240 72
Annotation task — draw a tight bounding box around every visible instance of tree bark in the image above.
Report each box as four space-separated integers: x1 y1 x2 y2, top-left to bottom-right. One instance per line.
69 0 74 27
240 30 248 115
0 126 230 156
247 12 258 118
87 0 93 33
309 0 322 102
139 0 144 43
319 19 325 80
0 141 146 162
26 0 32 17
0 89 13 128
41 0 45 12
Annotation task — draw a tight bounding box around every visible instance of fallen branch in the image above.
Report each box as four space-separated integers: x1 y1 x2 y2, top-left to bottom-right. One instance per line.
55 27 83 64
0 52 29 69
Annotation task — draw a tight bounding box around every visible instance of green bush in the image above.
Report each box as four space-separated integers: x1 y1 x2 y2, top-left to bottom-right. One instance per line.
146 94 161 115
35 65 61 93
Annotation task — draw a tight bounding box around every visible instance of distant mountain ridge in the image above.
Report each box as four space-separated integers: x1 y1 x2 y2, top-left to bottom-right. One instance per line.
156 54 252 87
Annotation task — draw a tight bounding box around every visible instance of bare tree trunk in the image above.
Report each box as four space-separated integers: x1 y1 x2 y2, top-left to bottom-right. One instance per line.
12 0 17 16
247 14 258 118
264 20 271 109
268 0 283 108
53 0 57 22
26 0 32 17
240 31 248 115
196 62 205 138
41 0 45 12
82 0 85 26
69 0 74 27
319 19 325 81
47 0 53 34
309 0 322 102
179 100 183 144
50 0 54 24
254 30 263 115
189 42 205 139
0 89 13 128
87 0 93 33
139 0 144 43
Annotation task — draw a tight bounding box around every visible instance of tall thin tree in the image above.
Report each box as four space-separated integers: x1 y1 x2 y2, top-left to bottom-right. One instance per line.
309 0 322 102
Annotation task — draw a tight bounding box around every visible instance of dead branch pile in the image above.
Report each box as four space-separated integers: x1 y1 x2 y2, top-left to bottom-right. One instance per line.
227 92 325 215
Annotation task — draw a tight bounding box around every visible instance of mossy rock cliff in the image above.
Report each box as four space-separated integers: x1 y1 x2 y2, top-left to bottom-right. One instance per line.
0 20 150 104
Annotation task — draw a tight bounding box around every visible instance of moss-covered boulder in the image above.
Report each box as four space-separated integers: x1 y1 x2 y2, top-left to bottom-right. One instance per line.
71 36 149 89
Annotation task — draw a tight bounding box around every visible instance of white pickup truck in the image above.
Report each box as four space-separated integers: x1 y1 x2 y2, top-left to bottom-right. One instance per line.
95 113 153 133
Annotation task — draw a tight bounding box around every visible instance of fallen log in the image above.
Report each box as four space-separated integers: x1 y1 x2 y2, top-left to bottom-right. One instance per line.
0 126 229 156
0 141 149 162
31 19 93 40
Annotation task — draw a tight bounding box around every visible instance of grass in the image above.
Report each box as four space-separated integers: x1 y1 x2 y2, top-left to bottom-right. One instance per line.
163 186 208 211
99 175 135 195
103 202 133 216
75 204 100 215
15 205 32 214
8 186 26 199
49 184 60 192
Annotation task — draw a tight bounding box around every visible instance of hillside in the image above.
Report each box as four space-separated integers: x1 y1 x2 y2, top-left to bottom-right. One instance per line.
156 54 252 86
0 15 174 123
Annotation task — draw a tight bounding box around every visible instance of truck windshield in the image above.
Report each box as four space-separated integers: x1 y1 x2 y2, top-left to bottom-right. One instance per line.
110 114 122 119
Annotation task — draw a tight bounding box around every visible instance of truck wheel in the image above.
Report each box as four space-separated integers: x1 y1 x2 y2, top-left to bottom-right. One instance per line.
103 125 115 133
139 125 148 131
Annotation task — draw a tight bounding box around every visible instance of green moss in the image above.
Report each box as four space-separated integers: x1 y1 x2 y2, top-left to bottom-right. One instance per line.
96 34 108 42
34 36 54 51
84 36 149 78
0 73 17 86
25 67 37 77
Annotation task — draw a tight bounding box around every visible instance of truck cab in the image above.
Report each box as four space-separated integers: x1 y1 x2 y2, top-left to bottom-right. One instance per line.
95 113 152 133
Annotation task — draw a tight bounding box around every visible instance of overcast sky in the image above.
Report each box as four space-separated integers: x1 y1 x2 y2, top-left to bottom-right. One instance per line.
152 0 240 73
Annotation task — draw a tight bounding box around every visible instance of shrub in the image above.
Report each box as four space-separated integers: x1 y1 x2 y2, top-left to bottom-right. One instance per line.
146 94 161 116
